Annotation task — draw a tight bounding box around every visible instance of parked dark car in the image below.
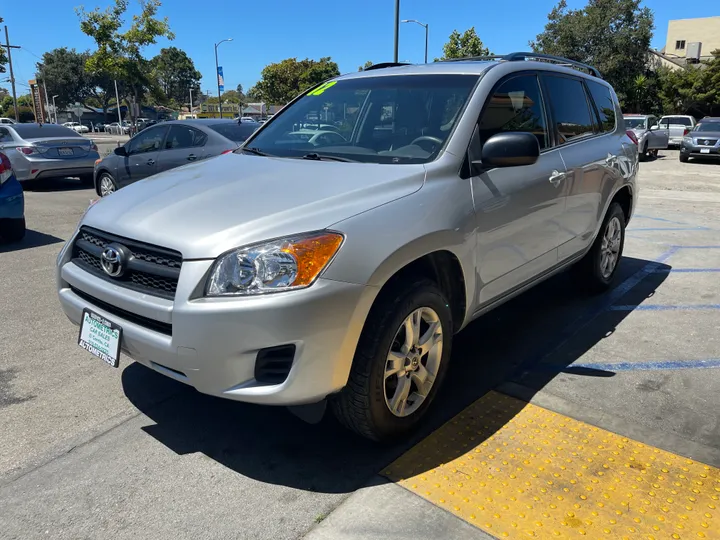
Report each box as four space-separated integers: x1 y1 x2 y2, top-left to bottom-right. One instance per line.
679 117 720 163
93 119 261 196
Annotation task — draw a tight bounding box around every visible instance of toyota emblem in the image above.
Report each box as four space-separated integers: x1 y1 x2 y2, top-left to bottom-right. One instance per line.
100 244 126 277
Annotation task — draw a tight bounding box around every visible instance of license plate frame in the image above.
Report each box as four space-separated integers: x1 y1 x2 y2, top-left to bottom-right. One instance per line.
58 147 74 156
78 309 122 368
700 148 711 154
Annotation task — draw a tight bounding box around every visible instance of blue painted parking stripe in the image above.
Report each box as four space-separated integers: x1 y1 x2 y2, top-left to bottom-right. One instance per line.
652 268 720 273
536 359 720 372
670 245 720 249
628 227 711 231
609 304 720 311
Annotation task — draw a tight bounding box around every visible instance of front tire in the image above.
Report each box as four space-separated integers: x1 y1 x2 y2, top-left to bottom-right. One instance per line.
573 202 626 293
0 217 26 244
331 280 453 441
97 172 117 197
679 153 689 163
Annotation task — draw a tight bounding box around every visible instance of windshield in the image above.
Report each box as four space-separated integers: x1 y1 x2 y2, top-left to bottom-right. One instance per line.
695 122 720 132
245 74 479 164
623 118 646 129
660 116 693 126
210 122 259 142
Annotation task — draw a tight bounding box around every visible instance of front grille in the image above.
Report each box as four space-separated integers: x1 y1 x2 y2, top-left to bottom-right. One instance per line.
696 138 718 146
71 227 183 300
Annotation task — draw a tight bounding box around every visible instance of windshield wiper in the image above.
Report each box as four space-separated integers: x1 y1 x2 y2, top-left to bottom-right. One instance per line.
240 147 270 156
301 153 356 163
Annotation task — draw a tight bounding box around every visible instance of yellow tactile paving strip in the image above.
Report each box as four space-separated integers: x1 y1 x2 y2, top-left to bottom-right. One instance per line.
383 391 720 539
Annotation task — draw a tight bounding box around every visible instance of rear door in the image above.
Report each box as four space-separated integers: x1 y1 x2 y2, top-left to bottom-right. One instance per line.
115 125 168 186
155 125 208 173
542 75 624 262
471 72 566 303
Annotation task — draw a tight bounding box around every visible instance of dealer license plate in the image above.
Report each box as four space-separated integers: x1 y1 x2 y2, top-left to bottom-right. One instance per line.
78 309 122 368
700 148 711 154
58 148 74 156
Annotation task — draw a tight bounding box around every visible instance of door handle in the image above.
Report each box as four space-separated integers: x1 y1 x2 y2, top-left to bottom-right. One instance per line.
187 154 197 161
146 159 155 166
549 170 566 186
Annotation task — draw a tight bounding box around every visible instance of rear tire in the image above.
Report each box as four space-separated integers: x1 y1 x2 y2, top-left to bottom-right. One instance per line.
572 202 626 294
331 279 453 442
97 172 117 197
640 142 649 161
0 217 26 244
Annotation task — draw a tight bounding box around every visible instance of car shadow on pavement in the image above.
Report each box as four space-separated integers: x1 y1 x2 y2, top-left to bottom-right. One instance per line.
121 255 669 495
0 229 64 253
22 178 91 192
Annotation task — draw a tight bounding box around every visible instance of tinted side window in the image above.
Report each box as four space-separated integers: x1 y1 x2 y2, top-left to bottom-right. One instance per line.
586 80 616 133
478 74 549 149
0 128 13 142
543 75 596 144
165 125 207 150
129 126 167 155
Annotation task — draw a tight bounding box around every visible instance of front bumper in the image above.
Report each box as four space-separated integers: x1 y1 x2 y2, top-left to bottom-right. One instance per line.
57 241 377 406
680 140 720 158
0 176 24 219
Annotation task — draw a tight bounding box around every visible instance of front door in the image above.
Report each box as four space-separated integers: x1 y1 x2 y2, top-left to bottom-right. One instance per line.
471 72 566 304
116 125 168 187
155 124 208 174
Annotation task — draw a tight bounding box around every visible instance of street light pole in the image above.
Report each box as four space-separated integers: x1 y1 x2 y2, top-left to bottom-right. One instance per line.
214 38 233 119
52 95 58 124
189 88 193 118
401 19 429 64
393 0 400 62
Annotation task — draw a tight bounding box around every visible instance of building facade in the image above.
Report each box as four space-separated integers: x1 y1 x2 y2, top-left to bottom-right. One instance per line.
664 16 720 64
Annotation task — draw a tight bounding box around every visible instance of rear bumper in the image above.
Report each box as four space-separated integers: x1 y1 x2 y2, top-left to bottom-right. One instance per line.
13 155 99 181
0 176 24 219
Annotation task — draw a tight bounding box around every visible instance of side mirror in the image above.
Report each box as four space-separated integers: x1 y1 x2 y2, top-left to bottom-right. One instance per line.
114 146 128 157
472 132 540 173
649 125 659 131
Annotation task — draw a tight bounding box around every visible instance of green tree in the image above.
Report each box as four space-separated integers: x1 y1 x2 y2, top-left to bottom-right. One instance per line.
77 0 174 123
358 60 373 71
436 28 490 61
150 46 201 104
531 0 653 106
695 49 720 114
248 57 340 104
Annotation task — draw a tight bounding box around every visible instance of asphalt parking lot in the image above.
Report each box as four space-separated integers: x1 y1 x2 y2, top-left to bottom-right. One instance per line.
1 150 719 539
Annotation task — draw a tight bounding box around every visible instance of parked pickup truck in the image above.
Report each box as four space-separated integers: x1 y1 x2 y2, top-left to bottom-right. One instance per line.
658 115 697 147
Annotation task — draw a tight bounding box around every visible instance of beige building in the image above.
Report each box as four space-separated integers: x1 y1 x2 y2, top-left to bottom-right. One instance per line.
664 16 720 63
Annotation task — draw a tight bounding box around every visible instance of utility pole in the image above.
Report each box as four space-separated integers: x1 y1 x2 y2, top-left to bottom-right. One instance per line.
393 0 400 63
42 80 51 123
3 25 21 122
189 88 193 118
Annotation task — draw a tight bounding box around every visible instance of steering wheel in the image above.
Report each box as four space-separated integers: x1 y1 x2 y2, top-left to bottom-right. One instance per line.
410 135 443 151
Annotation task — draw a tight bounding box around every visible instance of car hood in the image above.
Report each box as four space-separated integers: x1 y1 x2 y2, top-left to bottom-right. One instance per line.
691 131 720 140
83 153 426 259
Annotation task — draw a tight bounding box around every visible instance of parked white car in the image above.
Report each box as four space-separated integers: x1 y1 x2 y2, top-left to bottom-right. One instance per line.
0 117 16 125
63 122 89 134
658 115 697 147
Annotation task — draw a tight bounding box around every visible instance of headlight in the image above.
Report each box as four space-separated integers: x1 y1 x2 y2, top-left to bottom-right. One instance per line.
683 136 693 143
205 232 344 296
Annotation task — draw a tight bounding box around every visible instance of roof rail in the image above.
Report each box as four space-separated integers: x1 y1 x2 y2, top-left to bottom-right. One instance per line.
364 62 411 71
437 52 602 78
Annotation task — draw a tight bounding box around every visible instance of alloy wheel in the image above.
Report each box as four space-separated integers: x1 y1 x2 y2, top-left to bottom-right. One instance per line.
383 307 443 418
600 216 622 279
99 175 116 197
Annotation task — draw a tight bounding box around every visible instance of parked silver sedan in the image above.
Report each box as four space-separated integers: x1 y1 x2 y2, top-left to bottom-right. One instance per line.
0 123 100 185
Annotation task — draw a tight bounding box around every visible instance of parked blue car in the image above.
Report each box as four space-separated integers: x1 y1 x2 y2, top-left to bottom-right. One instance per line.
0 151 26 243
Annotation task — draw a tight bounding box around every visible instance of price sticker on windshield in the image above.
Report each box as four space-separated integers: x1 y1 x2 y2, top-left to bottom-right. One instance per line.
307 81 337 96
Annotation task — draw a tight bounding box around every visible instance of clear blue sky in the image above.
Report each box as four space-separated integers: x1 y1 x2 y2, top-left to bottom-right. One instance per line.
2 0 718 100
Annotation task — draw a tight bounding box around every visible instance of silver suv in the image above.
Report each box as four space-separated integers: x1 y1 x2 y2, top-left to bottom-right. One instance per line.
57 53 638 441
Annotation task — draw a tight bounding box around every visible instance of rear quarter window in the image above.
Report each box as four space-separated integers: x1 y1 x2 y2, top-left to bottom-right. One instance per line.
585 80 617 133
209 123 260 143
